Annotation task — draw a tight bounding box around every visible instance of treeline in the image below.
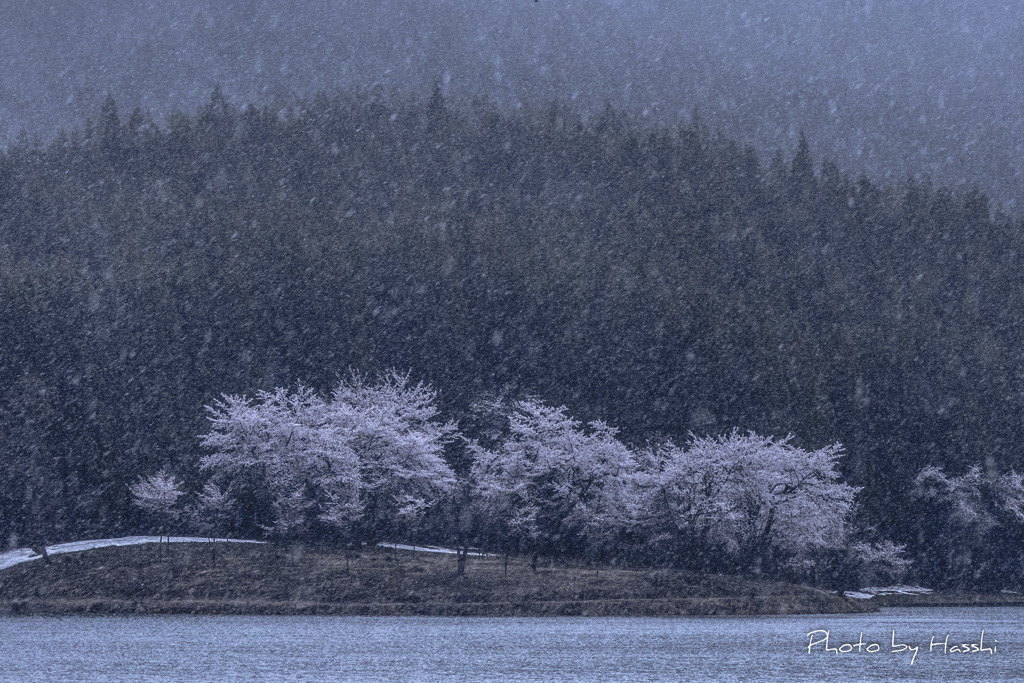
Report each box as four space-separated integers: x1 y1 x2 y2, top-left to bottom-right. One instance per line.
136 376 1023 591
135 375 909 589
2 88 1024 586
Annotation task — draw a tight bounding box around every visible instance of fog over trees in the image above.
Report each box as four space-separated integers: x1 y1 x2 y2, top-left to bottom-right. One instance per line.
2 1 1023 208
2 3 1024 590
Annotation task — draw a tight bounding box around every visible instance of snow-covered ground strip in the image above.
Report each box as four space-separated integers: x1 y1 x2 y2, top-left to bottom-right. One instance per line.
47 536 264 556
0 536 265 572
0 548 40 571
1 537 491 571
378 542 492 557
843 585 934 599
859 585 934 595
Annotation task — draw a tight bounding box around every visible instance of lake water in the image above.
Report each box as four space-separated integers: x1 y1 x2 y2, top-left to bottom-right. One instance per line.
0 607 1019 681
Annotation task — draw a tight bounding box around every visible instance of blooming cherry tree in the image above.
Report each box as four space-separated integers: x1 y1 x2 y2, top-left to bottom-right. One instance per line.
328 371 457 541
200 386 361 542
470 399 638 566
198 372 456 545
130 467 184 544
643 431 858 574
913 464 1024 588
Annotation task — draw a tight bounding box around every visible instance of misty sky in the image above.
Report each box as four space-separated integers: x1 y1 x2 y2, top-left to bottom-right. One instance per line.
1 0 1022 206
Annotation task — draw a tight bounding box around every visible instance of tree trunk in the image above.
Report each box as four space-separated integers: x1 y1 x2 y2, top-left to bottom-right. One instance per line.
32 546 50 565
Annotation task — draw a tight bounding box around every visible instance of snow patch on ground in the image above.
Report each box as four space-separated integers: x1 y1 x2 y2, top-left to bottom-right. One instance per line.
842 591 875 600
0 548 41 571
844 585 934 599
0 536 264 572
377 542 492 556
0 537 493 571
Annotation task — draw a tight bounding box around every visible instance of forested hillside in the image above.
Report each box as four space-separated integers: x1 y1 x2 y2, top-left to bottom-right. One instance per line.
2 89 1023 586
4 1 1024 210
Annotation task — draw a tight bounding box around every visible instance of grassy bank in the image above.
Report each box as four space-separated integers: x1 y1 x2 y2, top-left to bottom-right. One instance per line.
0 543 871 616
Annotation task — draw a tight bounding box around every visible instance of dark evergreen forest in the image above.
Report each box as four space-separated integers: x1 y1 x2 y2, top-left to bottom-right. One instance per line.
1 89 1022 584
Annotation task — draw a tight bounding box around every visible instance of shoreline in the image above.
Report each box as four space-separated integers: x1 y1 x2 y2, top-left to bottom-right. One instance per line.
0 541 873 617
871 593 1024 609
1 595 868 617
9 593 1024 616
